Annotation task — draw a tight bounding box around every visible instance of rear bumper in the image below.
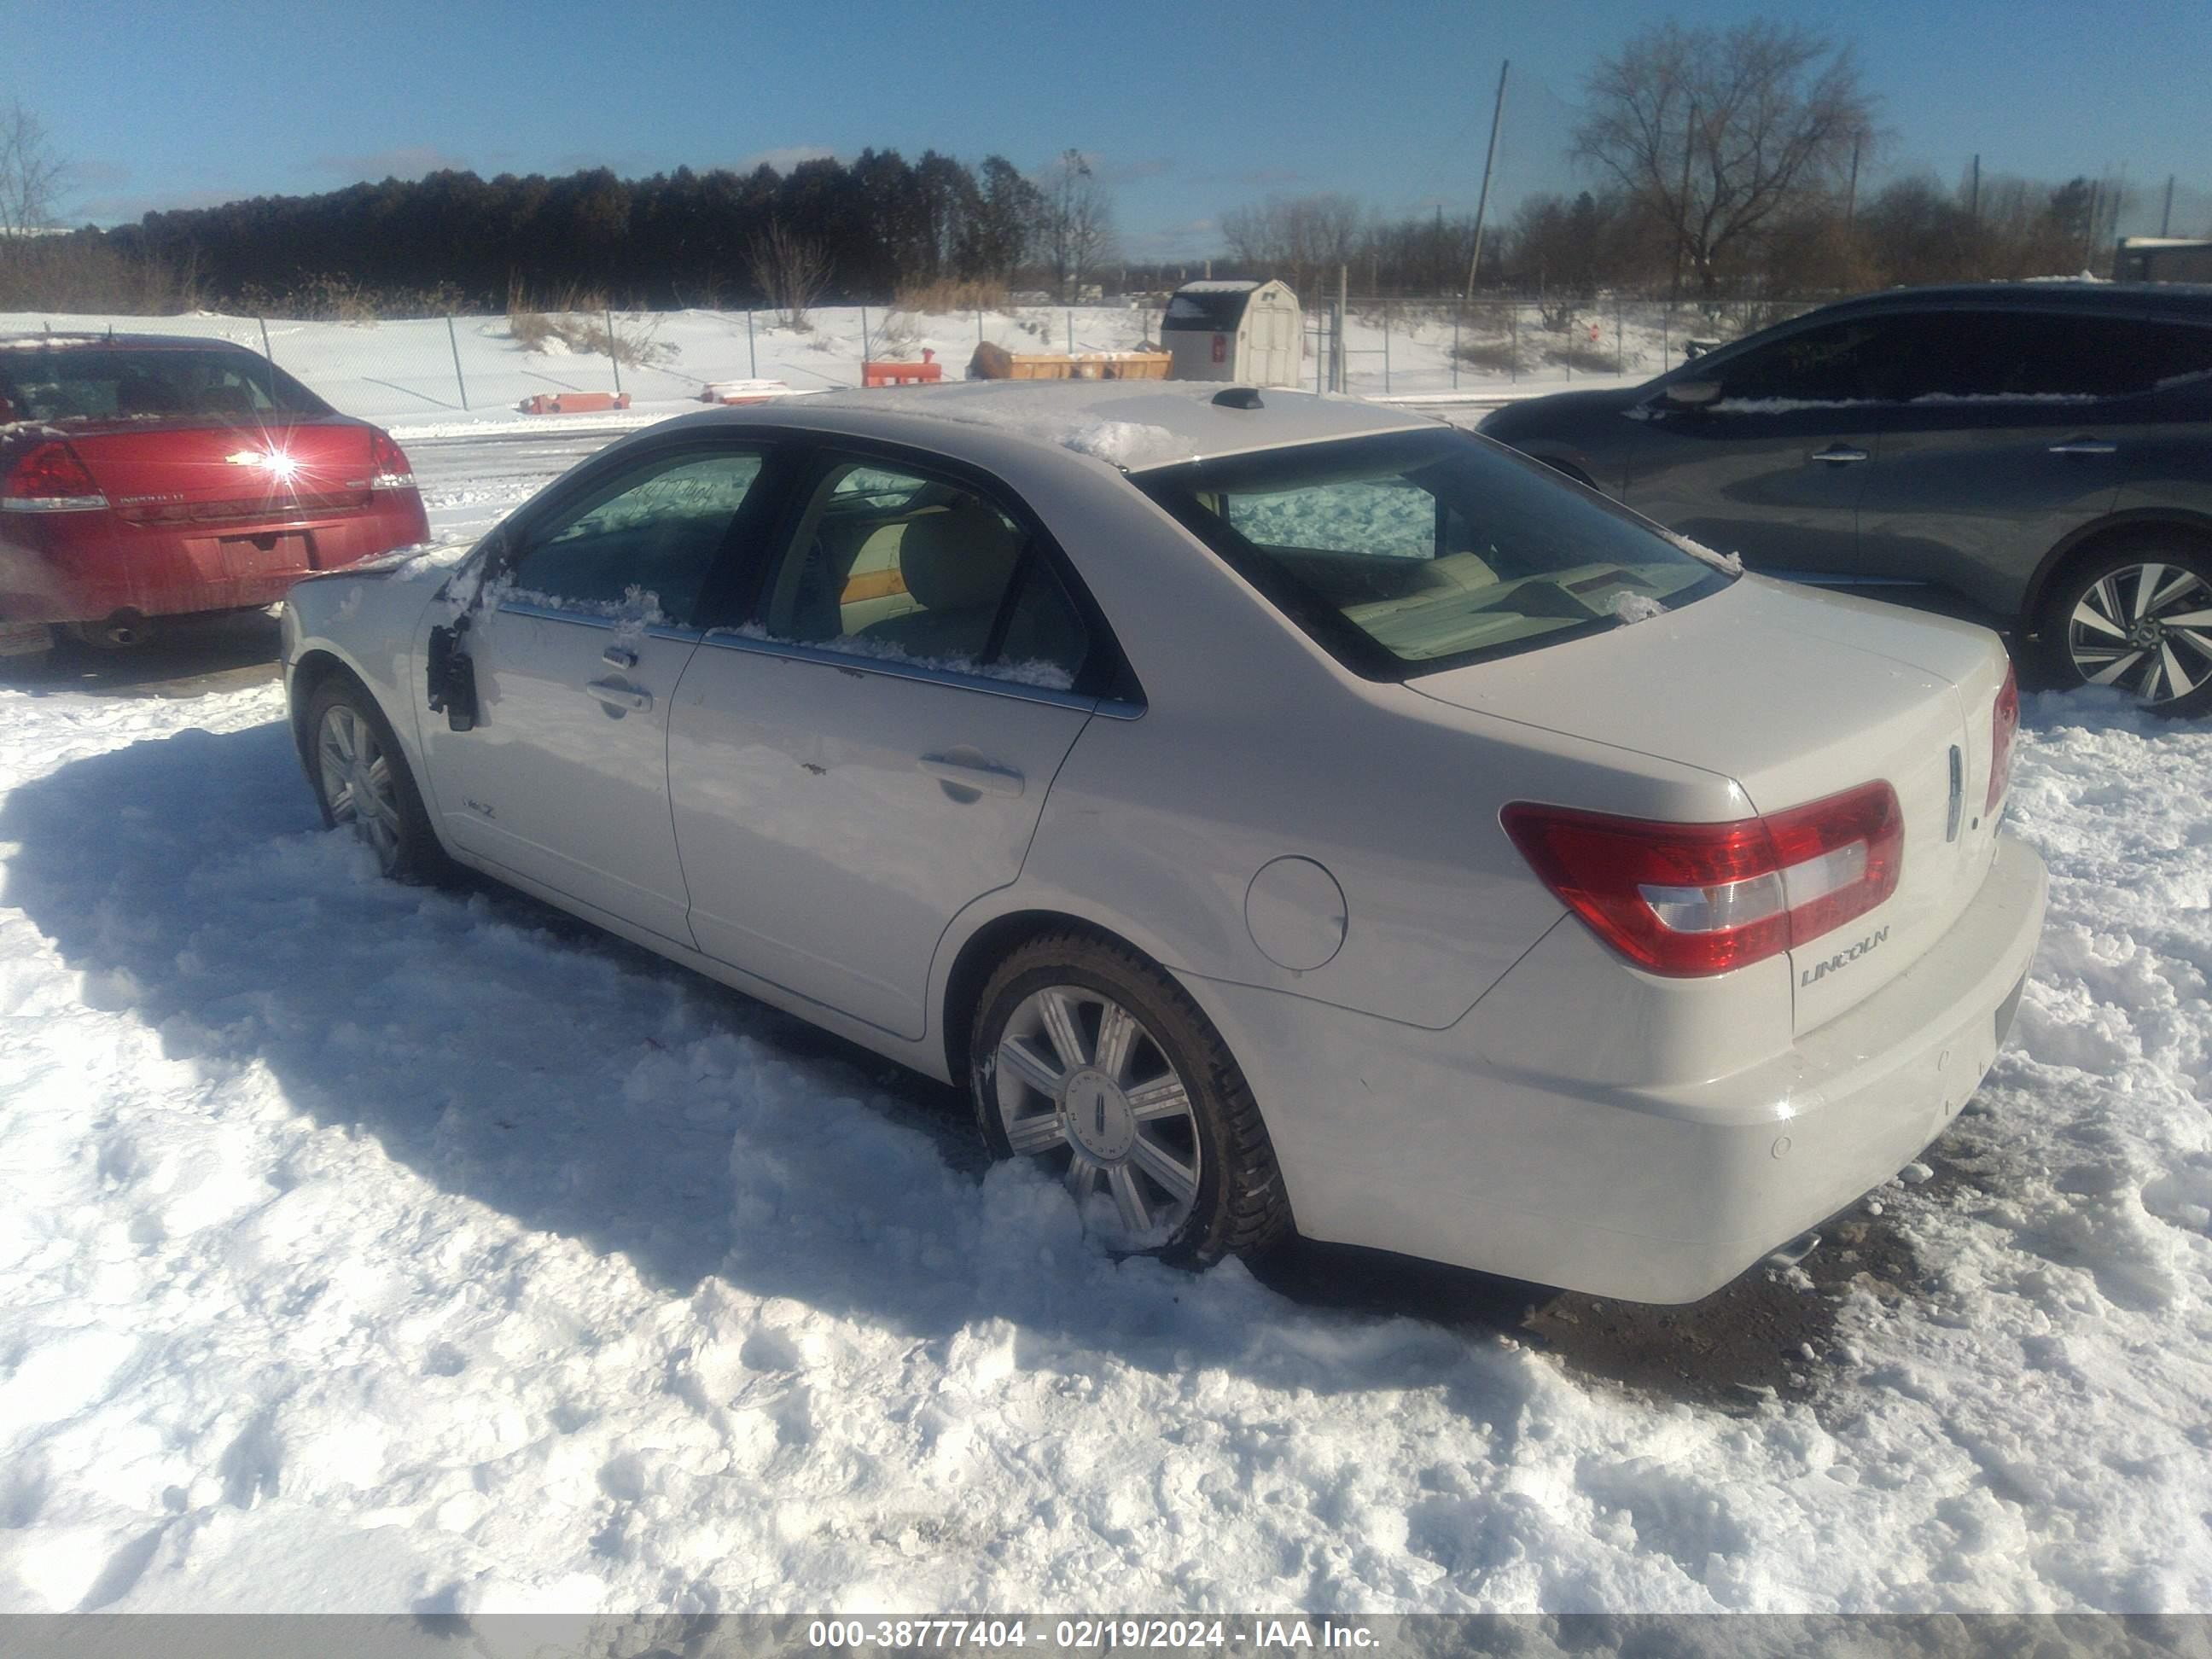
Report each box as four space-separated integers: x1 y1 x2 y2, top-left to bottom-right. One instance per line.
0 492 428 624
1190 832 2049 1304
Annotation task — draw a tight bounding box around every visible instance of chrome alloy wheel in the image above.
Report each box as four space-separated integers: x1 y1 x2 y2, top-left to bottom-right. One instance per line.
316 702 403 870
2068 562 2212 706
990 985 1203 1241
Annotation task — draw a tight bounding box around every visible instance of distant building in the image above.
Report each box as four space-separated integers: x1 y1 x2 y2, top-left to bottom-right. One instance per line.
2114 237 2212 284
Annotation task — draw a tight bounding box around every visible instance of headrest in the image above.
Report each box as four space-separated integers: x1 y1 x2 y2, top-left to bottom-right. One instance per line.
897 502 1023 613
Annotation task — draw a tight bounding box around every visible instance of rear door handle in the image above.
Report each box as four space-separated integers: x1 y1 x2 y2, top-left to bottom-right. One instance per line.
919 754 1024 797
1811 445 1869 464
2048 438 2117 456
587 678 651 712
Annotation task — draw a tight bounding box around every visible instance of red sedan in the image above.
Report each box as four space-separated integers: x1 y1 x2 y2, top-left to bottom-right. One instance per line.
0 333 429 654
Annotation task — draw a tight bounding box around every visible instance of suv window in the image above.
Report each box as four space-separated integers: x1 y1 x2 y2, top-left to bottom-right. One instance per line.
1709 318 1905 405
753 458 1089 690
504 448 765 626
1883 312 2212 402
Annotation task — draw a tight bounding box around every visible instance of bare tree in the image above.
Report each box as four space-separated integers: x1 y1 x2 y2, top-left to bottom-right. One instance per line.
1573 19 1876 299
1039 150 1115 302
746 219 832 329
0 102 67 283
1219 194 1362 300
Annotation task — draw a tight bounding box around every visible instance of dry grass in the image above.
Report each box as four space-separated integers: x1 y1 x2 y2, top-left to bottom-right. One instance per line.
0 234 204 315
505 279 674 368
867 310 922 358
1452 339 1528 375
891 276 1009 314
1539 340 1622 375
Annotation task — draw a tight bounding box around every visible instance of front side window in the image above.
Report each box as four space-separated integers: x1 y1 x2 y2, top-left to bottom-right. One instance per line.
502 448 765 626
1707 318 1901 406
753 458 1089 689
1139 429 1732 678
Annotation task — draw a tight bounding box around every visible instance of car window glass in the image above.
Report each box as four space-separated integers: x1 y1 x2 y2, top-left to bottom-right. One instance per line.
504 449 765 626
1710 319 1899 405
1881 312 2199 403
0 347 324 422
1149 431 1726 672
754 459 1087 689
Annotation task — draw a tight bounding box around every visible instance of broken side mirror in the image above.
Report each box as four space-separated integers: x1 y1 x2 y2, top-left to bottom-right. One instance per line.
426 615 478 731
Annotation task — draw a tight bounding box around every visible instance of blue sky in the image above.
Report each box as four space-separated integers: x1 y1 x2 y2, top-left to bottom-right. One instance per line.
11 0 2209 256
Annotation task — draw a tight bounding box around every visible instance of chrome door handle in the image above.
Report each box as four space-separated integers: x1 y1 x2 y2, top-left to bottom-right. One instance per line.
587 678 651 712
1811 445 1869 464
602 643 639 668
919 754 1024 797
2048 438 2117 456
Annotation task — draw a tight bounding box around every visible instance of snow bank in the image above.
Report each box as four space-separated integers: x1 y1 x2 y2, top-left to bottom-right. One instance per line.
0 645 2207 1612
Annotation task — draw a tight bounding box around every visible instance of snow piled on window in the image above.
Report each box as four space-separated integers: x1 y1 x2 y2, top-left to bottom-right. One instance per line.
1610 590 1668 625
1664 530 1744 576
733 624 1076 690
487 577 670 628
1227 480 1435 560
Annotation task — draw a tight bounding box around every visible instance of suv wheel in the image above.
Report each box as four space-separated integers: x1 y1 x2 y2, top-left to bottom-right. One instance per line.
2038 541 2212 717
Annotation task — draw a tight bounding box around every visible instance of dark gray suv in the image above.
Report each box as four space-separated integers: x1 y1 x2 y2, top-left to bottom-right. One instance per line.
1480 283 2212 714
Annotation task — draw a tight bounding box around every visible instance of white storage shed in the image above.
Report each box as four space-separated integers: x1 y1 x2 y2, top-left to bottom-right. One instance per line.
1160 279 1302 387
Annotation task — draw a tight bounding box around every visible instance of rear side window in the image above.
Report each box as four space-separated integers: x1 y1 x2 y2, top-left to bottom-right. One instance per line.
1883 312 2212 402
0 346 329 422
751 458 1090 690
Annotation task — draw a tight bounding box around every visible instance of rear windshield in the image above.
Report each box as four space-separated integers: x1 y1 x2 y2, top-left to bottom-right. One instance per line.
1136 428 1732 679
0 346 331 424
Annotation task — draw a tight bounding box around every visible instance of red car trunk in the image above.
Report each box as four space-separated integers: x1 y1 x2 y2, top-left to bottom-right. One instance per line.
64 417 378 525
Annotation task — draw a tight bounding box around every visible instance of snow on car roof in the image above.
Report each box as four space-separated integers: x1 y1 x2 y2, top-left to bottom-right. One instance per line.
710 380 1440 472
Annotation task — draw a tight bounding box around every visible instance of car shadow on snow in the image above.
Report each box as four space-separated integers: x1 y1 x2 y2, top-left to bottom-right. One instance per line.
2 717 1894 1412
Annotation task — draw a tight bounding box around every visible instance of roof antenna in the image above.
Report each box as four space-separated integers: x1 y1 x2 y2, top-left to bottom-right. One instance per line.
1212 386 1262 410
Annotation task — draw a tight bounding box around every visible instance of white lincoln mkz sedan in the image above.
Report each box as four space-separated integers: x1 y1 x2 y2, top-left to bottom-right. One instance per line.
282 381 2047 1303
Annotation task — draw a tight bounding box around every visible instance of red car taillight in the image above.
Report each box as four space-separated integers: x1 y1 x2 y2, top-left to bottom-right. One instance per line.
2 441 108 514
1987 661 2019 812
1501 781 1905 978
368 429 416 492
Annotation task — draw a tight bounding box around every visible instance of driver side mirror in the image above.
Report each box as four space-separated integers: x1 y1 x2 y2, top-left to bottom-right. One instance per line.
1662 379 1722 409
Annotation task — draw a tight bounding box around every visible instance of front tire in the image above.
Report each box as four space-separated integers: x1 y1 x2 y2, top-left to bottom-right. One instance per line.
970 932 1291 1266
2036 541 2212 717
306 675 447 881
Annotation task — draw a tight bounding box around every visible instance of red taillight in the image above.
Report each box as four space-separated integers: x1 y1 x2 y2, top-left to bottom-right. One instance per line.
368 429 415 491
1501 780 1905 978
2 441 108 514
1987 662 2019 812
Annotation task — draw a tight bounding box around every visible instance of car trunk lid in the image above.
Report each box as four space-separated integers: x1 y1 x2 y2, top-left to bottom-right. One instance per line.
1407 576 2012 1033
61 417 376 526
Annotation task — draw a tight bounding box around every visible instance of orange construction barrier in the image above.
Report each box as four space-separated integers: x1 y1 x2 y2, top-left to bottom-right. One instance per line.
518 391 632 415
864 347 943 387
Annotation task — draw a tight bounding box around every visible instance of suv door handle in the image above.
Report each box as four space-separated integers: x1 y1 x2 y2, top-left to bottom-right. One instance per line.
919 754 1024 797
1811 445 1869 464
2048 438 2117 456
587 678 651 712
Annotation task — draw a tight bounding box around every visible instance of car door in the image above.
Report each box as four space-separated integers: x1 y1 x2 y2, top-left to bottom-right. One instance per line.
667 450 1111 1039
420 440 778 946
1854 310 2197 622
1623 313 1900 577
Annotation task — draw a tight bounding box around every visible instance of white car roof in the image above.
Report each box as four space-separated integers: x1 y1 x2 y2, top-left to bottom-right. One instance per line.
696 381 1439 474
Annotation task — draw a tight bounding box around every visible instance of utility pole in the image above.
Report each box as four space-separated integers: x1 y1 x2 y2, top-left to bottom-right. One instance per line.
1462 59 1509 300
1669 99 1697 306
1969 154 1981 226
2162 173 2176 236
1845 136 1861 227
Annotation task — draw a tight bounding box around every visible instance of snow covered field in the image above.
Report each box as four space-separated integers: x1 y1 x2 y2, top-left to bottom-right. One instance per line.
1 303 1645 439
1 412 2209 1615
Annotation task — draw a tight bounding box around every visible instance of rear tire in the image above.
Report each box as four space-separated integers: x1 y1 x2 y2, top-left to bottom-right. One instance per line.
2035 540 2212 718
306 674 450 882
970 931 1291 1266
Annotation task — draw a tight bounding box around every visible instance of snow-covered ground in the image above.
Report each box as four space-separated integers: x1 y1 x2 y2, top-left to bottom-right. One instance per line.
1 303 1649 439
1 409 2208 1614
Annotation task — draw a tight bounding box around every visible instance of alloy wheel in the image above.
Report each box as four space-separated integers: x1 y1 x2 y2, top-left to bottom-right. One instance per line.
317 702 403 870
2066 562 2212 706
990 984 1203 1243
